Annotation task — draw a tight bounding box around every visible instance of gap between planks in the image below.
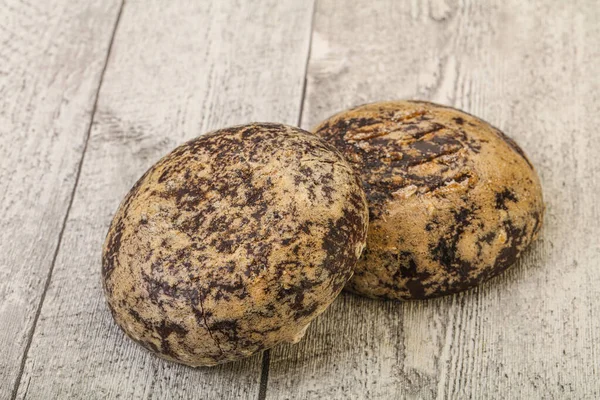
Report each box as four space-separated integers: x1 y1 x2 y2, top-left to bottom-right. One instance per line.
9 2 127 399
257 1 318 399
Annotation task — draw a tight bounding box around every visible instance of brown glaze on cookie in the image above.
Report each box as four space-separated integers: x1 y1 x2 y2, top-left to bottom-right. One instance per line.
315 101 544 300
102 123 369 366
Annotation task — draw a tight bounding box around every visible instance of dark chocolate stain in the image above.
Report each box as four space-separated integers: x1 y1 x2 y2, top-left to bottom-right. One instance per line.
495 188 519 210
316 109 477 220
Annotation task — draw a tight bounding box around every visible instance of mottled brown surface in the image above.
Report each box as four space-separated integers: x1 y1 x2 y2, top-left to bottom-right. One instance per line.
102 123 369 366
315 101 544 300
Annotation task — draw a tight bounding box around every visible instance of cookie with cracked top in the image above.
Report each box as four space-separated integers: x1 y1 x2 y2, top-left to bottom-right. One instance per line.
314 101 544 300
102 123 369 366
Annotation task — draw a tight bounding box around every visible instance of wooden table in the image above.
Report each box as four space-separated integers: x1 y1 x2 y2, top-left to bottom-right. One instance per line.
1 0 598 398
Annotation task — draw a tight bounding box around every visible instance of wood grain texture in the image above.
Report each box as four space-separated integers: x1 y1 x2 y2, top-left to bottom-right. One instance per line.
0 1 122 398
265 0 600 399
12 0 314 399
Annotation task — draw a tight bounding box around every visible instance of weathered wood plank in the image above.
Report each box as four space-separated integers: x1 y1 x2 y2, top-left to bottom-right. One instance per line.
0 1 122 398
266 0 600 399
13 0 314 399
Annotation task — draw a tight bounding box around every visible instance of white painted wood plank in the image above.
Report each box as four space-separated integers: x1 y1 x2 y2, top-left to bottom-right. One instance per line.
266 0 600 399
14 1 314 399
0 1 121 398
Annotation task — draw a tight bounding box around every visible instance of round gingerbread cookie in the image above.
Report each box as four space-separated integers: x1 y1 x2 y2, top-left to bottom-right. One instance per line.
314 101 544 300
102 123 369 366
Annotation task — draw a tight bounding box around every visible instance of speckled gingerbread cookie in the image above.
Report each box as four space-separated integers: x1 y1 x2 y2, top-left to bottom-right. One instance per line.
315 101 544 300
102 123 369 366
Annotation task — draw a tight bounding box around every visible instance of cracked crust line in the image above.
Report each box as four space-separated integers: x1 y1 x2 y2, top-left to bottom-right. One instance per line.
199 296 223 357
